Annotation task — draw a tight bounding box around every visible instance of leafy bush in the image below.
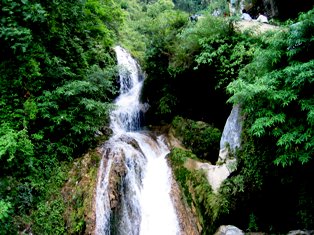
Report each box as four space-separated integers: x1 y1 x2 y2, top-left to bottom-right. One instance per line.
0 124 34 175
170 13 233 72
32 198 66 234
0 200 16 235
173 0 211 13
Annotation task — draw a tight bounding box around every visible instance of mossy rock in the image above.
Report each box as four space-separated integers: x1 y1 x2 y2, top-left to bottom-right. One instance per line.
169 148 232 234
171 116 221 163
62 150 101 234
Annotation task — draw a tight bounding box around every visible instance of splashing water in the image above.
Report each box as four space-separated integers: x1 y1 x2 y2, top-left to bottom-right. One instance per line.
95 46 179 235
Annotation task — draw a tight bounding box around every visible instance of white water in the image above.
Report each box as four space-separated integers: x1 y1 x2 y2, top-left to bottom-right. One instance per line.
95 46 179 235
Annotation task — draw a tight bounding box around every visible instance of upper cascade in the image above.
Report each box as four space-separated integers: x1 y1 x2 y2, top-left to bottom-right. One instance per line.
110 46 144 133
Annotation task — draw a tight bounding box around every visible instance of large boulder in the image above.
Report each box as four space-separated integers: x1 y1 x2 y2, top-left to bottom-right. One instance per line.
183 158 236 193
214 225 244 235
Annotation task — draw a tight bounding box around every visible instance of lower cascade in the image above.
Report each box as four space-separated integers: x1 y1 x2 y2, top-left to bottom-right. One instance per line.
95 46 179 235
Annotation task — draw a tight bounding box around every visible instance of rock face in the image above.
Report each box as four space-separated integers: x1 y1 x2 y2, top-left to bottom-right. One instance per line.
220 104 242 152
106 150 127 210
166 105 243 193
262 0 279 18
234 20 281 35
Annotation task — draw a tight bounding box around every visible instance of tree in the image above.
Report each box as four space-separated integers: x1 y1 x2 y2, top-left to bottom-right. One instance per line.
228 8 314 166
0 0 123 231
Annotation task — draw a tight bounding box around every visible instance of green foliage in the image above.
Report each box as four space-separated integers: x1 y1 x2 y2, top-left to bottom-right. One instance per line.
117 7 147 61
173 0 211 13
0 200 15 235
0 200 11 222
158 93 178 115
172 116 221 162
171 13 233 71
170 13 257 88
0 0 46 54
35 67 115 159
28 162 70 234
228 8 314 166
287 9 314 61
146 0 175 17
0 0 122 231
0 124 34 174
138 4 188 120
118 0 187 63
248 213 259 232
206 0 229 15
32 198 66 234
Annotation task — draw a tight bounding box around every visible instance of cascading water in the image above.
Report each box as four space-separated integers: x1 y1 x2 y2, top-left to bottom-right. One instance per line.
95 46 180 235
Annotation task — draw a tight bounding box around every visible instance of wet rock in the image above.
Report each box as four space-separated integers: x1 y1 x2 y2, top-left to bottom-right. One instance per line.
217 147 229 164
167 127 188 150
100 126 113 136
118 134 141 151
107 151 127 209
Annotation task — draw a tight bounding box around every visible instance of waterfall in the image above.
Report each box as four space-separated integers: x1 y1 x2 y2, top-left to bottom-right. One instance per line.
95 46 179 235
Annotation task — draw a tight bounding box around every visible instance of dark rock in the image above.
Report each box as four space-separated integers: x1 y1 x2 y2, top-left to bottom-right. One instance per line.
101 126 113 136
287 230 314 235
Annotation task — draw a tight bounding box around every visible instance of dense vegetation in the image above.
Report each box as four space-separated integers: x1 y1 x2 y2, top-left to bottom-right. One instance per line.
0 0 122 233
225 8 314 231
1 0 313 233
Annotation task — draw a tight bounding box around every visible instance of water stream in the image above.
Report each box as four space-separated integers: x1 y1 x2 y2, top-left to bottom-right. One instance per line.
95 46 180 235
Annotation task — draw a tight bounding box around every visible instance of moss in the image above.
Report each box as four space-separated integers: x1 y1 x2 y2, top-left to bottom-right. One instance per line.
169 148 234 234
